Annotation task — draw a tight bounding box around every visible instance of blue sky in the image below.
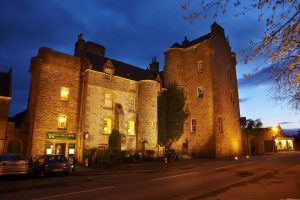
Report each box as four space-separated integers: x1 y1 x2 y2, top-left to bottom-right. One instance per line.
0 0 299 131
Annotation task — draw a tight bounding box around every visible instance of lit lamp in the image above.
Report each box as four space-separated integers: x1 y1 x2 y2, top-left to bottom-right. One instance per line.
84 132 89 139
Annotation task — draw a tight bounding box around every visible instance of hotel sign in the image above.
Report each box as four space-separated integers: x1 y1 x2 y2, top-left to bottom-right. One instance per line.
47 132 76 140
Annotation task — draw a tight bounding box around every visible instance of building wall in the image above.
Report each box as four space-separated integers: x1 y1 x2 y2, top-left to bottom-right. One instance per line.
82 70 138 152
164 24 242 158
137 80 158 151
164 40 215 157
5 122 28 154
211 23 242 157
0 98 10 153
27 48 81 159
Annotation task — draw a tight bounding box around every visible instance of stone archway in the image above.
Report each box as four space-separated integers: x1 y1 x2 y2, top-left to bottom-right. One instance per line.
7 140 22 153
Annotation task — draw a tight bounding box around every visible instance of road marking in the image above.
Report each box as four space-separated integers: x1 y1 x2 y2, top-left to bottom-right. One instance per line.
213 164 240 171
150 172 199 181
32 186 115 200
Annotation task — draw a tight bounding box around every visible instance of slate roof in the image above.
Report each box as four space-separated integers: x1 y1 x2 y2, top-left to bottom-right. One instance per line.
0 70 11 97
171 33 211 48
85 52 156 81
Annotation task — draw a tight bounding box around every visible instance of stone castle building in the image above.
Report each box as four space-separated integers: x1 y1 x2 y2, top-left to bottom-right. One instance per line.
27 35 160 163
165 23 242 158
27 22 242 162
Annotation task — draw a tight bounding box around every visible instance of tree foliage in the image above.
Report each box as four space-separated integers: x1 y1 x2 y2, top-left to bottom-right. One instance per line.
241 118 263 129
108 130 122 151
181 0 300 110
158 82 189 148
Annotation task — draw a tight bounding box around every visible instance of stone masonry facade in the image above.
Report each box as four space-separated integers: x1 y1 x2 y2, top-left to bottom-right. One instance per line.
27 23 242 162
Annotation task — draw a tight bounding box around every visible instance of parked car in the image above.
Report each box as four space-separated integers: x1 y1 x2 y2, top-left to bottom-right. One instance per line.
0 153 30 176
32 155 74 177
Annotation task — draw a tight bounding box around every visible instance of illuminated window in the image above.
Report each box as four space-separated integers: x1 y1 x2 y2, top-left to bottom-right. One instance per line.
104 93 113 108
104 69 112 80
191 119 196 133
103 118 112 134
60 87 69 101
128 121 135 135
129 98 135 111
218 117 223 133
58 114 67 129
197 86 204 98
198 60 204 73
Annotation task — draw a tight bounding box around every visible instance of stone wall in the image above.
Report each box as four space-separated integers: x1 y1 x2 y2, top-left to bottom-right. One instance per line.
137 80 158 151
211 23 242 157
27 48 81 158
82 70 138 152
0 98 10 153
164 40 215 156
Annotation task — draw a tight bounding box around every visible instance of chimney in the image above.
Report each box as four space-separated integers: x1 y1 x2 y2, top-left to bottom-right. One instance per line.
149 57 159 75
74 33 85 57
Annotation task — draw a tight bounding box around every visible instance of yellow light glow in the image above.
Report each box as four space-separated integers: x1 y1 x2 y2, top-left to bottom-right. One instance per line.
58 114 67 128
246 155 250 159
234 156 238 160
60 87 69 101
272 126 278 132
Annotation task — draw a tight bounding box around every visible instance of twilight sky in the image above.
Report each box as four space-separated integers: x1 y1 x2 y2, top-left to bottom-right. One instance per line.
0 0 299 132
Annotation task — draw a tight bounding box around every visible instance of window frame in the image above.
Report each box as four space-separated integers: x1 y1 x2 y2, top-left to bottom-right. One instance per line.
197 86 204 99
128 98 135 111
104 93 113 109
127 121 135 136
198 60 204 73
104 69 112 80
191 119 196 133
103 118 112 134
60 87 69 101
57 114 67 129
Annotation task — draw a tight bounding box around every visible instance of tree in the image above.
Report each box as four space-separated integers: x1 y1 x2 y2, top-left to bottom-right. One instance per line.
244 118 263 129
181 0 300 110
158 82 189 148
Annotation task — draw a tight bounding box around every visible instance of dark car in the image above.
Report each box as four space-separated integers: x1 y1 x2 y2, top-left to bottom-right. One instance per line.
32 155 74 177
0 153 30 176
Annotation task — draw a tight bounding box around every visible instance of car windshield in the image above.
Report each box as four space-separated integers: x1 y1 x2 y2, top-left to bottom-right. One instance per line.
47 155 67 163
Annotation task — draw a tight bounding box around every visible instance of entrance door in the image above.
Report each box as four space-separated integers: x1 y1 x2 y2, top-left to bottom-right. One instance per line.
55 143 66 155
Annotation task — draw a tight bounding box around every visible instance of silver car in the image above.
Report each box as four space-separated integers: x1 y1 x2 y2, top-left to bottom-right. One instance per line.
0 153 30 176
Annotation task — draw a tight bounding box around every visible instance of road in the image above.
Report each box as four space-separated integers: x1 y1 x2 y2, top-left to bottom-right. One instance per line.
1 152 300 200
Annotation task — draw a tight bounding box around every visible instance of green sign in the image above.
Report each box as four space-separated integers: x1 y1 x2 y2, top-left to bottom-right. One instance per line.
47 132 76 140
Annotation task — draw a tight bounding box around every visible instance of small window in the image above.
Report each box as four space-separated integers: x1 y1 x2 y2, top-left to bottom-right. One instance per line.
191 119 196 133
129 98 135 111
230 92 234 104
103 118 112 134
104 69 112 80
104 93 113 108
98 144 107 150
58 114 67 129
197 86 204 99
128 121 135 136
198 60 204 73
60 87 69 101
218 117 223 133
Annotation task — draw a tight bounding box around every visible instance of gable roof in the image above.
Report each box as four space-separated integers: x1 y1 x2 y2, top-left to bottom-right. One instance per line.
171 33 211 48
85 52 155 81
0 70 12 97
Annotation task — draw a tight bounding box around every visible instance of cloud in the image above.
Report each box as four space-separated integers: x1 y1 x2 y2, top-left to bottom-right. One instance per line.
238 67 270 88
279 122 294 125
239 98 249 103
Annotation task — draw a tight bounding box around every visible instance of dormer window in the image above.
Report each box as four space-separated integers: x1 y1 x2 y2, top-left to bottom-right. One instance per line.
104 69 112 80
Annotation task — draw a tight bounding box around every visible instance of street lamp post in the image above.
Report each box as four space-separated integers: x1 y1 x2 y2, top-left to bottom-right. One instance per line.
272 126 278 152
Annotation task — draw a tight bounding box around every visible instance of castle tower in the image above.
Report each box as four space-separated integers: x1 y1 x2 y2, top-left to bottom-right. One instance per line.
27 47 82 159
163 22 242 158
137 80 158 151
